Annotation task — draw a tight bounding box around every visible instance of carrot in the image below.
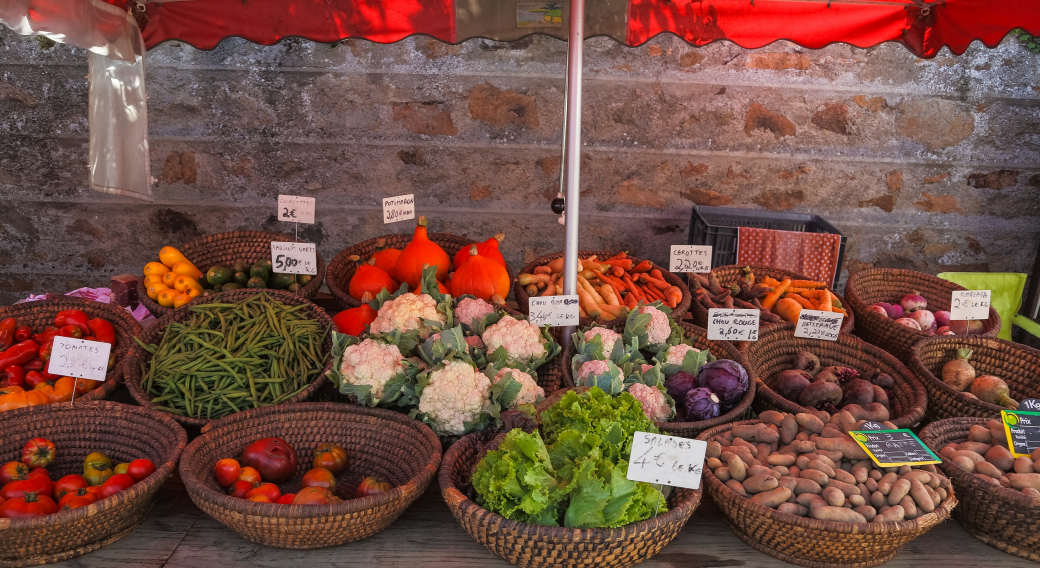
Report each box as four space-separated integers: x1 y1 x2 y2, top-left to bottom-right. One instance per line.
601 274 629 296
828 290 843 309
761 276 781 287
831 306 848 316
760 278 791 311
723 295 735 309
519 273 551 286
603 258 634 271
799 289 832 311
639 274 671 291
600 284 620 306
786 293 814 310
631 260 653 273
790 280 827 289
622 274 645 302
650 268 665 281
576 285 601 319
663 286 682 308
578 276 606 304
774 297 802 323
533 265 552 275
582 258 609 273
608 266 622 278
525 284 539 297
579 306 588 318
598 304 629 319
786 287 813 295
644 285 665 302
625 292 639 310
547 257 566 274
606 251 628 261
539 281 556 297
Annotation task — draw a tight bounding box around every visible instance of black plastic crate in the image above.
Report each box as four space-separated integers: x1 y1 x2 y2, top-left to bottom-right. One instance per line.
688 205 847 288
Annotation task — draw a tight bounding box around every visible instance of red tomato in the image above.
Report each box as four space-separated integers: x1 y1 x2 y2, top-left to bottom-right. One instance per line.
1 476 51 501
275 493 296 504
240 438 297 484
312 443 348 476
99 474 135 498
28 467 50 480
292 486 335 505
213 459 241 488
228 480 254 499
356 476 391 498
21 438 56 468
0 492 56 518
0 461 29 485
126 459 156 482
85 485 105 500
236 466 262 486
246 494 272 503
58 487 97 508
53 474 89 501
60 496 94 511
244 483 281 502
301 468 336 492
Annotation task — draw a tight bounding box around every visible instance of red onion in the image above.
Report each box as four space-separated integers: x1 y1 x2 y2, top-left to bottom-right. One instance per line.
901 292 928 313
910 309 936 331
894 317 922 331
934 310 951 327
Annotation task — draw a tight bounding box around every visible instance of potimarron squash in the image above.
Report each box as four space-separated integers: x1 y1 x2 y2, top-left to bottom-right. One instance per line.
348 256 398 301
453 234 506 269
451 246 510 301
369 238 402 281
397 216 450 289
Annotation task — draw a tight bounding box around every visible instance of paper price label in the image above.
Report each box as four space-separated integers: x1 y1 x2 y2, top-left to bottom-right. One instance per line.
849 429 941 468
950 290 990 321
47 337 111 382
627 432 707 489
669 245 712 274
707 309 759 341
794 309 844 341
277 195 315 224
1001 404 1040 458
383 194 415 224
270 242 318 275
527 296 579 327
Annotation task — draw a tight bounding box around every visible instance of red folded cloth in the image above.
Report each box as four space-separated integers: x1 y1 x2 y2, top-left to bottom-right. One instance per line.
737 227 841 286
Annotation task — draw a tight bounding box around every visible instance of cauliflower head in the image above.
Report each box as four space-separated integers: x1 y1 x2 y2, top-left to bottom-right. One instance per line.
339 339 405 400
626 383 672 422
455 297 495 329
493 367 544 407
578 359 611 381
481 316 546 365
584 326 621 356
370 293 446 336
639 305 671 345
418 360 491 436
664 343 700 367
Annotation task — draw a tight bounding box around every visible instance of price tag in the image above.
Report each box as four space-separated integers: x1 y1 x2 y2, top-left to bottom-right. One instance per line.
1001 403 1040 458
46 337 111 382
849 429 941 467
706 309 759 341
950 290 990 321
270 242 318 275
669 245 712 273
383 194 415 224
627 431 707 489
277 195 315 224
527 296 579 327
794 309 845 341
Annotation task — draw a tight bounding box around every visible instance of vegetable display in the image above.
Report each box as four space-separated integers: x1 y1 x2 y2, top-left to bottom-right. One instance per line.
869 293 980 336
938 420 1040 503
771 349 895 420
939 350 1018 408
136 293 329 420
690 267 846 324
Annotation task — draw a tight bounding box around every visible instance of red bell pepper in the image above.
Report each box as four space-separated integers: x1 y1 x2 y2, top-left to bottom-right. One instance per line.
0 318 17 350
22 359 43 372
56 325 83 339
32 328 57 345
24 371 45 388
38 342 52 363
3 366 24 388
87 318 115 345
53 310 90 336
0 340 39 369
13 325 31 343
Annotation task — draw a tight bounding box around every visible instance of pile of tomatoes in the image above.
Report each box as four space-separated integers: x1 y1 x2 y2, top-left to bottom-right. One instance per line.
215 437 390 505
0 437 156 518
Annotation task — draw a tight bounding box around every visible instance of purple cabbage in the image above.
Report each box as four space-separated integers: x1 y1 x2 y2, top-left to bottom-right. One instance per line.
683 388 721 422
697 359 749 410
665 372 698 401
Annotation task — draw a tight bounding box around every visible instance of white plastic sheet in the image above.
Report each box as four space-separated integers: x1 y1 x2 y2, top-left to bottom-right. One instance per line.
0 0 143 62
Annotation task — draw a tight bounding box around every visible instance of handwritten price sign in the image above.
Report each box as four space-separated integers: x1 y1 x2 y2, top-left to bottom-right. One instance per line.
277 195 315 224
950 290 990 321
383 194 415 224
794 310 844 341
707 309 759 341
669 245 712 274
47 337 111 382
528 296 579 327
270 242 318 275
627 432 707 489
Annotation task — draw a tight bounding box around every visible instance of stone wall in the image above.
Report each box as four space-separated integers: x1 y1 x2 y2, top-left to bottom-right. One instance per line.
2 29 1039 306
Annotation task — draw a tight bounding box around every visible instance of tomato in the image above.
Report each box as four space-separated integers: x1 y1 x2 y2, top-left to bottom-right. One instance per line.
356 476 391 498
228 480 254 499
58 487 97 508
312 443 348 476
214 459 241 487
275 493 296 504
236 466 262 486
240 438 297 484
99 474 135 498
0 492 57 518
28 467 50 480
21 438 56 468
301 468 336 492
114 463 129 475
85 485 105 501
246 494 273 503
1 476 51 501
53 474 89 501
127 459 156 482
60 496 94 511
0 461 29 485
244 483 281 502
292 486 335 505
84 465 113 487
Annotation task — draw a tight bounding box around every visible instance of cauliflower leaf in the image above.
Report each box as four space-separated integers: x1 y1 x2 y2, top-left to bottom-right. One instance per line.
622 301 682 353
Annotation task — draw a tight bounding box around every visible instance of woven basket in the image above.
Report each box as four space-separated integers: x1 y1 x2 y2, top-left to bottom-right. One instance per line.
0 297 142 405
920 417 1040 562
138 230 326 317
124 289 333 430
0 401 186 568
515 250 692 328
179 402 441 549
440 427 701 568
745 323 928 429
911 335 1040 421
698 418 956 568
326 232 510 310
688 265 854 352
845 268 1000 362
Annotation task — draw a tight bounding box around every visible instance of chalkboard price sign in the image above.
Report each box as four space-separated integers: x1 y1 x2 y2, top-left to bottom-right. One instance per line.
1001 407 1040 458
849 429 941 467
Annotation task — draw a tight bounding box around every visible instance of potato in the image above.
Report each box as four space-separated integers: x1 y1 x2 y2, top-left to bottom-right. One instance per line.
780 414 799 445
789 465 800 479
822 486 845 507
983 445 1014 471
777 476 799 491
975 460 1003 480
751 487 793 508
807 459 836 478
793 477 823 495
968 424 992 443
743 474 780 494
706 441 722 459
771 466 790 478
900 495 919 519
759 410 785 428
898 465 911 476
836 411 858 435
878 472 898 495
799 469 830 487
849 494 866 508
747 464 774 478
737 424 781 445
957 441 992 455
795 432 810 442
909 479 934 513
829 479 861 497
790 440 816 454
767 453 796 467
1033 460 1040 474
854 505 877 521
778 502 809 516
975 473 1000 485
852 463 869 484
706 457 723 471
820 427 845 439
865 478 879 492
1009 473 1040 491
726 479 748 497
796 412 825 434
950 449 986 464
901 470 937 488
731 438 758 455
871 490 886 508
815 437 869 460
715 467 732 482
1032 447 1040 462
888 479 911 506
834 468 857 486
1015 457 1035 474
812 505 867 523
817 449 844 463
876 505 905 523
952 456 976 473
1022 487 1040 503
1001 476 1013 488
727 454 747 482
939 444 957 459
869 468 883 481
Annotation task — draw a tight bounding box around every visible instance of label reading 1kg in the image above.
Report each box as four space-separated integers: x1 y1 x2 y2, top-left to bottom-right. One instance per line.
270 242 318 275
277 195 315 224
383 194 415 224
950 290 991 321
669 245 712 274
706 309 759 342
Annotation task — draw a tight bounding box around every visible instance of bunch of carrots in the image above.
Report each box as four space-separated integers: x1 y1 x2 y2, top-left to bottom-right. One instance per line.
690 267 848 324
518 252 684 321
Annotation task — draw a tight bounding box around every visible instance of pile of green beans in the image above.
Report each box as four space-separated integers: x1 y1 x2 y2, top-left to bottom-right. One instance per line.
137 293 329 419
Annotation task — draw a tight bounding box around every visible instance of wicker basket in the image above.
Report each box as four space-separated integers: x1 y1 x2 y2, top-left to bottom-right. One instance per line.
0 401 187 568
515 250 692 328
920 417 1040 562
698 418 956 568
911 335 1040 421
745 323 928 429
845 268 1000 362
440 427 701 568
0 297 142 405
326 231 511 310
138 230 326 317
179 402 441 549
124 289 333 430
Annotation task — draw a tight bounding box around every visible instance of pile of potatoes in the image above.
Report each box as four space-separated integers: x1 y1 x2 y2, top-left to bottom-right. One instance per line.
938 419 1040 505
706 409 950 524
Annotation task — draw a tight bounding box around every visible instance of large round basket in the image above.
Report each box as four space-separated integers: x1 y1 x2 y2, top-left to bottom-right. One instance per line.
138 230 326 317
688 265 853 351
326 231 510 310
920 417 1040 562
745 324 928 429
0 401 186 568
698 418 956 568
911 335 1040 420
439 428 701 568
0 297 142 405
845 268 1000 362
124 289 333 431
515 250 691 328
179 402 441 549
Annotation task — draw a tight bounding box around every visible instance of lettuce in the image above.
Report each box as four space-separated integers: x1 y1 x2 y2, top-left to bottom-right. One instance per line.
540 388 658 463
472 429 566 526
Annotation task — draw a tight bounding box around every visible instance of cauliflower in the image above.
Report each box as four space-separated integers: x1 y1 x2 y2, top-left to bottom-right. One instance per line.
465 335 484 350
370 293 446 336
455 297 495 329
493 367 544 407
664 344 700 366
418 360 491 436
584 326 621 356
339 339 405 400
481 316 547 365
639 305 671 345
626 383 672 422
578 359 611 381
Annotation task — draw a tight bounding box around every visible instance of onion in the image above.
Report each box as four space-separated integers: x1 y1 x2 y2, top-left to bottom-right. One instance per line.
901 292 928 313
910 309 936 331
894 317 921 330
942 349 975 391
934 310 951 328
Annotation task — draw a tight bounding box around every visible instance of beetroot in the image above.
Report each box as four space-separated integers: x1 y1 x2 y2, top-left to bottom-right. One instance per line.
840 379 875 407
775 370 812 401
872 373 895 389
794 351 821 374
799 381 842 409
901 292 927 313
814 371 839 384
872 385 890 409
823 366 860 385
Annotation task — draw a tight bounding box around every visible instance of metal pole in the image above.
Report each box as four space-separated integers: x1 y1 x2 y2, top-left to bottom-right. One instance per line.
562 0 584 300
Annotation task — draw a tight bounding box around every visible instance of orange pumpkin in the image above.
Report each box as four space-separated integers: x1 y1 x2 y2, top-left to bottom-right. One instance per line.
453 234 506 269
451 246 510 301
397 216 450 289
348 256 398 301
369 238 402 281
332 293 377 336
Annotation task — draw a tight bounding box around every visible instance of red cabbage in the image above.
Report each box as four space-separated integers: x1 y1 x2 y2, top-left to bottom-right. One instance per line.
683 388 720 421
665 371 698 401
697 359 749 410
